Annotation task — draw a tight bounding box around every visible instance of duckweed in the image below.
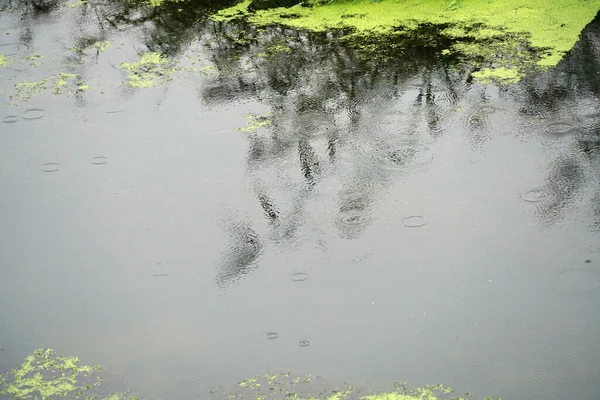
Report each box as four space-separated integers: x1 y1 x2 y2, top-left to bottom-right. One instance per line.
120 52 176 88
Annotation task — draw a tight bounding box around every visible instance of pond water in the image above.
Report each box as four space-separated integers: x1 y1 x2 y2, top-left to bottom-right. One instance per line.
1 1 600 399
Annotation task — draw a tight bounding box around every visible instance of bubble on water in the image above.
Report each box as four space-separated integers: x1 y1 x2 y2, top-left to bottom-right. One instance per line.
299 340 310 347
21 108 45 120
520 189 550 203
548 268 600 293
291 272 309 282
265 332 279 340
2 116 18 123
452 280 500 300
148 262 177 276
41 162 60 172
401 215 427 228
544 122 572 135
91 156 108 165
168 369 202 384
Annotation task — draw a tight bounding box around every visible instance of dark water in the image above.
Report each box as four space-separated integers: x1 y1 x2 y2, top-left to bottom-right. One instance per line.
1 1 600 399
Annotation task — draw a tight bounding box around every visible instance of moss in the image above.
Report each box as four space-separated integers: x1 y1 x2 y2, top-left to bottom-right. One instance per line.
211 0 600 82
120 52 176 88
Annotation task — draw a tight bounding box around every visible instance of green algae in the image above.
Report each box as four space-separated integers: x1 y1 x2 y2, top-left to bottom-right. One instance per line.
65 0 88 7
471 66 521 84
10 79 49 102
211 0 600 82
1 350 500 400
237 113 273 132
120 52 176 88
53 72 86 94
92 40 111 53
0 53 10 67
0 348 142 400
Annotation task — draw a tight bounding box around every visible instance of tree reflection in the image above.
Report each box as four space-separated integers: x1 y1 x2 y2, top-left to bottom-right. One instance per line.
2 0 599 287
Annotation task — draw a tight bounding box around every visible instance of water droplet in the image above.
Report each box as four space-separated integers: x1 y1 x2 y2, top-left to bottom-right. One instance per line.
549 269 600 293
21 108 45 120
41 162 60 172
265 332 279 340
402 215 427 228
544 122 572 135
168 369 202 384
299 340 310 347
148 262 177 276
452 280 500 300
2 116 18 123
520 189 550 203
291 272 309 282
91 156 108 165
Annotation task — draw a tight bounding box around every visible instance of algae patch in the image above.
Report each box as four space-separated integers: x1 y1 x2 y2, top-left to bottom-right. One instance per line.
0 348 140 400
237 113 272 132
120 52 176 88
0 53 9 67
211 0 600 82
10 79 49 102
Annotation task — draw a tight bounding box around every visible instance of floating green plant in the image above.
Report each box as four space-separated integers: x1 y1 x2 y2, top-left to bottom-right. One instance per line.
120 52 177 88
0 348 141 400
211 0 600 83
0 53 10 67
237 113 273 132
10 79 49 102
65 0 88 8
53 72 79 94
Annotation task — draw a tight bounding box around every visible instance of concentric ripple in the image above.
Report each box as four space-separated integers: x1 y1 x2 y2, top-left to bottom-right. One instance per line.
41 162 60 172
168 369 202 384
148 262 178 277
380 146 434 172
265 332 279 340
291 272 309 282
520 189 551 203
452 280 500 300
91 156 108 165
2 116 18 123
339 214 368 226
401 215 427 228
523 393 558 400
548 269 600 293
21 108 45 120
0 42 31 56
544 122 572 135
